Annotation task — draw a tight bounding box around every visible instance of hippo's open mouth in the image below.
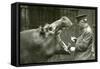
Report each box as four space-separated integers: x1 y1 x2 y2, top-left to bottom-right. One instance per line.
47 16 73 36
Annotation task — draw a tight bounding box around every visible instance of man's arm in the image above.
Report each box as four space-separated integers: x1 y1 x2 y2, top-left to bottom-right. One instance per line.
75 32 93 52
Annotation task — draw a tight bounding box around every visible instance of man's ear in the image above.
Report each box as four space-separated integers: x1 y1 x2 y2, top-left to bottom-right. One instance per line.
84 18 87 23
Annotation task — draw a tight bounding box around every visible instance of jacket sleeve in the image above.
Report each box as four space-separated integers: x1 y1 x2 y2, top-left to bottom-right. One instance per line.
75 32 93 52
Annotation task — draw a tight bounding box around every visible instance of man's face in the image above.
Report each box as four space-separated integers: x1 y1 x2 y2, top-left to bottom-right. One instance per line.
78 18 87 28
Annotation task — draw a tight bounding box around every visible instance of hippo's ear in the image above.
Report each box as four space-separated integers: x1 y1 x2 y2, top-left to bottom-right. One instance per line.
38 26 42 31
39 26 46 38
38 25 44 32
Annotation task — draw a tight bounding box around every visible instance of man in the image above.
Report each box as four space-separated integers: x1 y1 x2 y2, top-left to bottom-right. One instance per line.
70 14 95 60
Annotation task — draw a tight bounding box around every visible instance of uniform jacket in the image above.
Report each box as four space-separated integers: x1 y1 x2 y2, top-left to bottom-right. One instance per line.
74 26 94 60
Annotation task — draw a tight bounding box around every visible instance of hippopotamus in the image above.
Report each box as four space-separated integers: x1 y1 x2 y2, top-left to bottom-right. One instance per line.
20 16 73 64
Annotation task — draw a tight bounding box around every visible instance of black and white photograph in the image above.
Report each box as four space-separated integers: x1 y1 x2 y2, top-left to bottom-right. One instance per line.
11 2 97 66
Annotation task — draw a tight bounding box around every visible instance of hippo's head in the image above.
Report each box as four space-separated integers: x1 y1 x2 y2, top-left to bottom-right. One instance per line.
45 16 73 36
40 16 73 38
40 16 72 56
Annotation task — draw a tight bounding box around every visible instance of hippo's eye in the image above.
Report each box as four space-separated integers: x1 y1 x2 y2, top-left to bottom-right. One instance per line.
49 27 52 31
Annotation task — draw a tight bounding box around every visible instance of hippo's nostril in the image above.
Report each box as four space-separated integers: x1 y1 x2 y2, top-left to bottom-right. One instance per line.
49 27 52 31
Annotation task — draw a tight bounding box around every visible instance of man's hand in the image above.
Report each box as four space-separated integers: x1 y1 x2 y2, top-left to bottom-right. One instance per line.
70 47 76 52
71 36 77 42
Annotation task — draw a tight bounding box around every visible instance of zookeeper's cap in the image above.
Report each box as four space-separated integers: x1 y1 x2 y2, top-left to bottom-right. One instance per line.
76 14 87 22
